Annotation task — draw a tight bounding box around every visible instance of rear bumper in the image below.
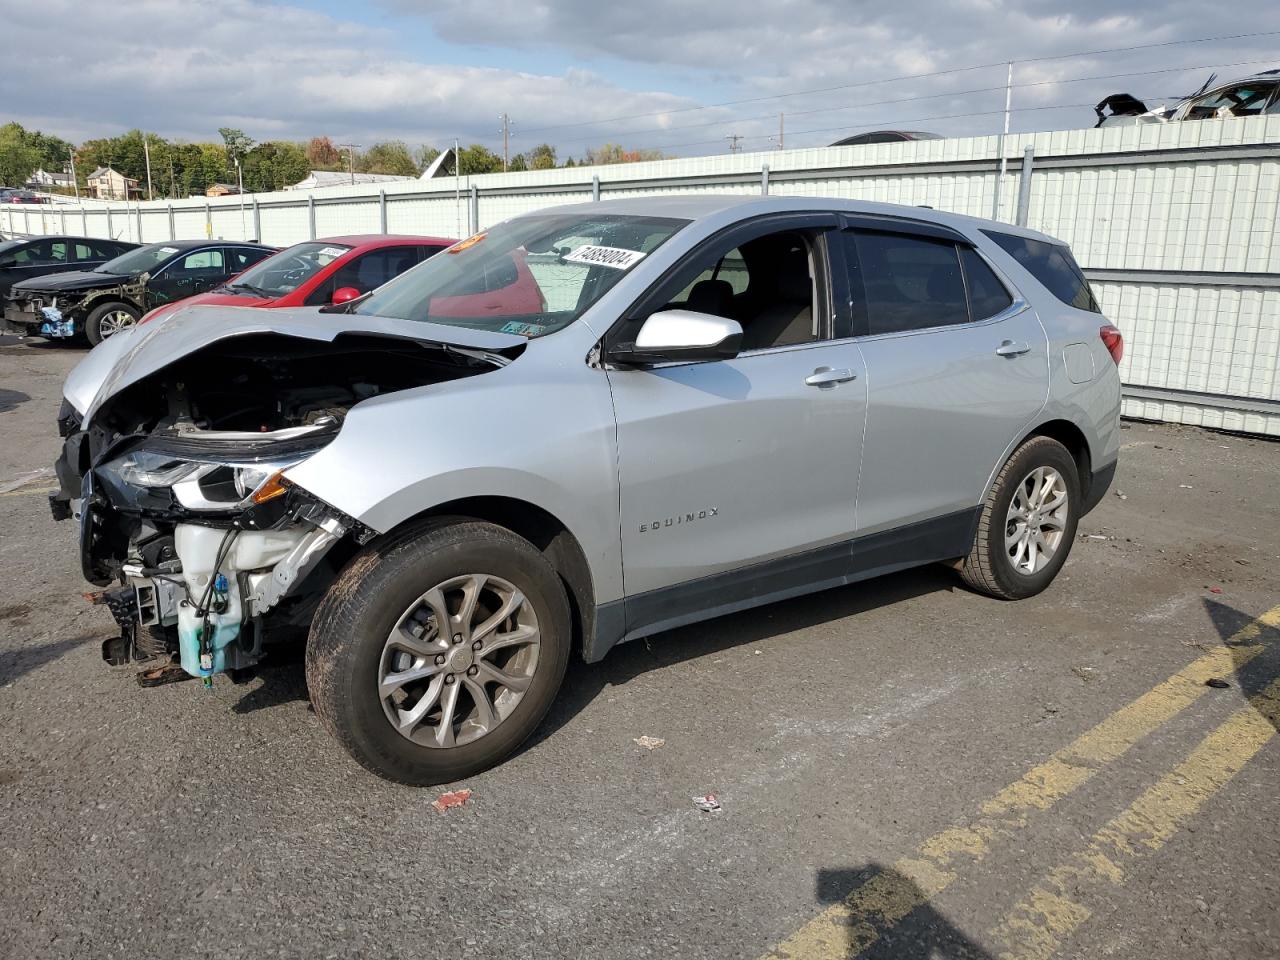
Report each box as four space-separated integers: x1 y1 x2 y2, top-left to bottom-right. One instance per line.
1082 457 1118 515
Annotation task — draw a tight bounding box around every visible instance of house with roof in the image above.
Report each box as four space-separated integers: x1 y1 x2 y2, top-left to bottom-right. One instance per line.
285 170 414 191
205 182 243 197
86 166 141 200
26 168 75 190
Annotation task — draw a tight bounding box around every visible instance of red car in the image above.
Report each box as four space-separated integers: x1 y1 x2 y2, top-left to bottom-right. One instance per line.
153 235 454 316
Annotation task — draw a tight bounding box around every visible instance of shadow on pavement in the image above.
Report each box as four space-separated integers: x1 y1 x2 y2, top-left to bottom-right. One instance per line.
1206 597 1280 733
0 388 30 413
815 864 995 959
527 564 958 752
0 633 97 685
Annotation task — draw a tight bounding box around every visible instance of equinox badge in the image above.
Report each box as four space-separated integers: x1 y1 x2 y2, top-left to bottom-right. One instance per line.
640 508 719 533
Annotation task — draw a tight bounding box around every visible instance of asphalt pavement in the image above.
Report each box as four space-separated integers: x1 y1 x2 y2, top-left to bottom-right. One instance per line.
1 335 1277 960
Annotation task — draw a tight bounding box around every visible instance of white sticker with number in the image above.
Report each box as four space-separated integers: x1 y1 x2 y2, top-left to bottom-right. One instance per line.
562 245 646 270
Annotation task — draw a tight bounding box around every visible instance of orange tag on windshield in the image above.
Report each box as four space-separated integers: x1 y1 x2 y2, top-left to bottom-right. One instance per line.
448 232 487 254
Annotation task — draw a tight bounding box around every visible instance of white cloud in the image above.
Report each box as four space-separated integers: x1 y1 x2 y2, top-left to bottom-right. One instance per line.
1 0 1276 157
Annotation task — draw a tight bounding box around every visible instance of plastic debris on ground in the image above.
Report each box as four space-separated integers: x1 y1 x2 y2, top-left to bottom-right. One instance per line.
1208 586 1223 594
692 793 722 813
634 735 665 750
432 788 472 813
1205 678 1232 689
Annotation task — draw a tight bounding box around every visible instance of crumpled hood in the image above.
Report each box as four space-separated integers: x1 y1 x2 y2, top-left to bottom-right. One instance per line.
66 302 526 422
12 270 130 294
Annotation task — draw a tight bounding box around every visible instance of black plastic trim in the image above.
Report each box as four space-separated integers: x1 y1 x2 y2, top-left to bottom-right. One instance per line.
584 507 979 661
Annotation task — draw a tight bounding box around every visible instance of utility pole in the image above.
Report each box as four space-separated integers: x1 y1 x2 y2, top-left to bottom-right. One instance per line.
67 147 79 200
235 156 247 239
499 114 511 171
338 143 361 185
725 134 743 154
143 135 154 200
994 60 1013 221
454 137 462 239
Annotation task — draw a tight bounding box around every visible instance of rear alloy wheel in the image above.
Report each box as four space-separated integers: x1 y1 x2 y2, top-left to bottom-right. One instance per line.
307 519 571 785
85 302 140 345
959 435 1080 600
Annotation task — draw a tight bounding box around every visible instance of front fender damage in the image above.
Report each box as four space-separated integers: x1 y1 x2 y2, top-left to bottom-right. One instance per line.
57 322 510 681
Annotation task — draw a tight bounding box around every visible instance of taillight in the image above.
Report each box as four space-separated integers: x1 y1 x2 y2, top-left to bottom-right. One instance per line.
1100 324 1123 365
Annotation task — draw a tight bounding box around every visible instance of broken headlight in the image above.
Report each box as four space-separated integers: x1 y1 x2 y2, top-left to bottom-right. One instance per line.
111 449 305 511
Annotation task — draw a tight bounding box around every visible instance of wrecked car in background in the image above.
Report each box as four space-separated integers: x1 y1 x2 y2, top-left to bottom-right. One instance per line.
53 195 1122 785
5 239 275 344
159 234 455 314
1095 68 1279 126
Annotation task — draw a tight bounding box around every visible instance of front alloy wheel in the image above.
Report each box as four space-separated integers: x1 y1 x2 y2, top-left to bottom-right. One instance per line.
379 573 541 748
97 309 137 339
307 519 571 786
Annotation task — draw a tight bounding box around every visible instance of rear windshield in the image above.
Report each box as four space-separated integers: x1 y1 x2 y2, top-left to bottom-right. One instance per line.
353 213 687 338
226 241 353 298
982 230 1099 313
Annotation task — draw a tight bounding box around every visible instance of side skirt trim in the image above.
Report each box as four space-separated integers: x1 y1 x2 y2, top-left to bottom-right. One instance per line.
584 507 979 662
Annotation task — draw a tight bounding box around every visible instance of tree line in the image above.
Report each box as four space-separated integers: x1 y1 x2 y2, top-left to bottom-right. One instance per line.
0 122 668 197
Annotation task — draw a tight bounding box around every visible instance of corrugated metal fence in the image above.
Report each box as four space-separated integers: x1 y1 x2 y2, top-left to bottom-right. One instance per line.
5 118 1279 435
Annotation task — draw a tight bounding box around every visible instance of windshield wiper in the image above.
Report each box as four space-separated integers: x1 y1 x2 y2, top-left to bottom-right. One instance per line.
226 281 274 298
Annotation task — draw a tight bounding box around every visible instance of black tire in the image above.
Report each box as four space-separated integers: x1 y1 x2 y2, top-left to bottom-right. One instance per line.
960 436 1080 600
84 301 140 346
306 519 571 786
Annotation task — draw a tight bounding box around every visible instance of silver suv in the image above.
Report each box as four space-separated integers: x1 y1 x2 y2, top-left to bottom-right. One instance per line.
54 196 1122 784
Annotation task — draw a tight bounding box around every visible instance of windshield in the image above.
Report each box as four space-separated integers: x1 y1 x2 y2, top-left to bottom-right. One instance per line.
353 213 687 337
95 243 183 276
224 241 352 298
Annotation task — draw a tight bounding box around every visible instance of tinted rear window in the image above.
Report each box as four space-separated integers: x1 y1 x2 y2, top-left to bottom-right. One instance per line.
960 247 1013 320
982 230 1099 313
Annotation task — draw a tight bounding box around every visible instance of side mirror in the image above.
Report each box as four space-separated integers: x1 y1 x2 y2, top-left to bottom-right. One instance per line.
609 309 743 365
332 286 361 305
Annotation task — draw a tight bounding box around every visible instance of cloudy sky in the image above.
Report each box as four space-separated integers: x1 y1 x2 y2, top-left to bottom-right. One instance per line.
2 0 1277 158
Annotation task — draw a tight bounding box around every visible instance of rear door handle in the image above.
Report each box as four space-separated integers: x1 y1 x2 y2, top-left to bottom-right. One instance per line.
805 366 858 387
995 340 1031 357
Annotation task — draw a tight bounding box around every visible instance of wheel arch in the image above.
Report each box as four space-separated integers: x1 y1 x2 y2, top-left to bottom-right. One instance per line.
1020 418 1092 499
377 496 598 661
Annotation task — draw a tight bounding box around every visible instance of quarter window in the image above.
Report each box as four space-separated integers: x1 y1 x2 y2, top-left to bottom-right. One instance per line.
852 231 968 335
982 230 1099 313
960 247 1013 320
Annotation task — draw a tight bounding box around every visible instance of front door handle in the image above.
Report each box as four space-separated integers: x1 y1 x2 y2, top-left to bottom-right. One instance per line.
805 366 858 387
995 340 1031 357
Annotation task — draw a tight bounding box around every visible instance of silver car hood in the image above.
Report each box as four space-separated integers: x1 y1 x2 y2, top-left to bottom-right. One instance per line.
65 303 526 422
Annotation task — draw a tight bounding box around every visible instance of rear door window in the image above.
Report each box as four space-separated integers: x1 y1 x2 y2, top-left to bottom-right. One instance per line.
851 231 968 335
982 230 1099 312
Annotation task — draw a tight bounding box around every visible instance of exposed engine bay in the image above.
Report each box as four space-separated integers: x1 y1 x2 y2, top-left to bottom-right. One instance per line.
53 331 512 683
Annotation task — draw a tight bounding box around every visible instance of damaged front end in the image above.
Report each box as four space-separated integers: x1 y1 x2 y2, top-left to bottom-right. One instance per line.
55 322 516 681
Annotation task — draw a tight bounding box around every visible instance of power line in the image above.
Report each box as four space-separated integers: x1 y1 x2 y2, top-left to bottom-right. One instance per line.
515 30 1280 139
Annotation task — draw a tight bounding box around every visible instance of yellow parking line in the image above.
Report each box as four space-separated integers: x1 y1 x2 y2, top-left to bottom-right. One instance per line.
990 674 1280 960
762 604 1280 960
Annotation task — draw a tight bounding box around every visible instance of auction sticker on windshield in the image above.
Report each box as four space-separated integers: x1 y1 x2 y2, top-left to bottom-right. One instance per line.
563 245 646 270
317 246 347 260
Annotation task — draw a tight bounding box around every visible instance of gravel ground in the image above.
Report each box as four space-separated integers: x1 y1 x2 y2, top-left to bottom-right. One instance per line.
1 335 1277 960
